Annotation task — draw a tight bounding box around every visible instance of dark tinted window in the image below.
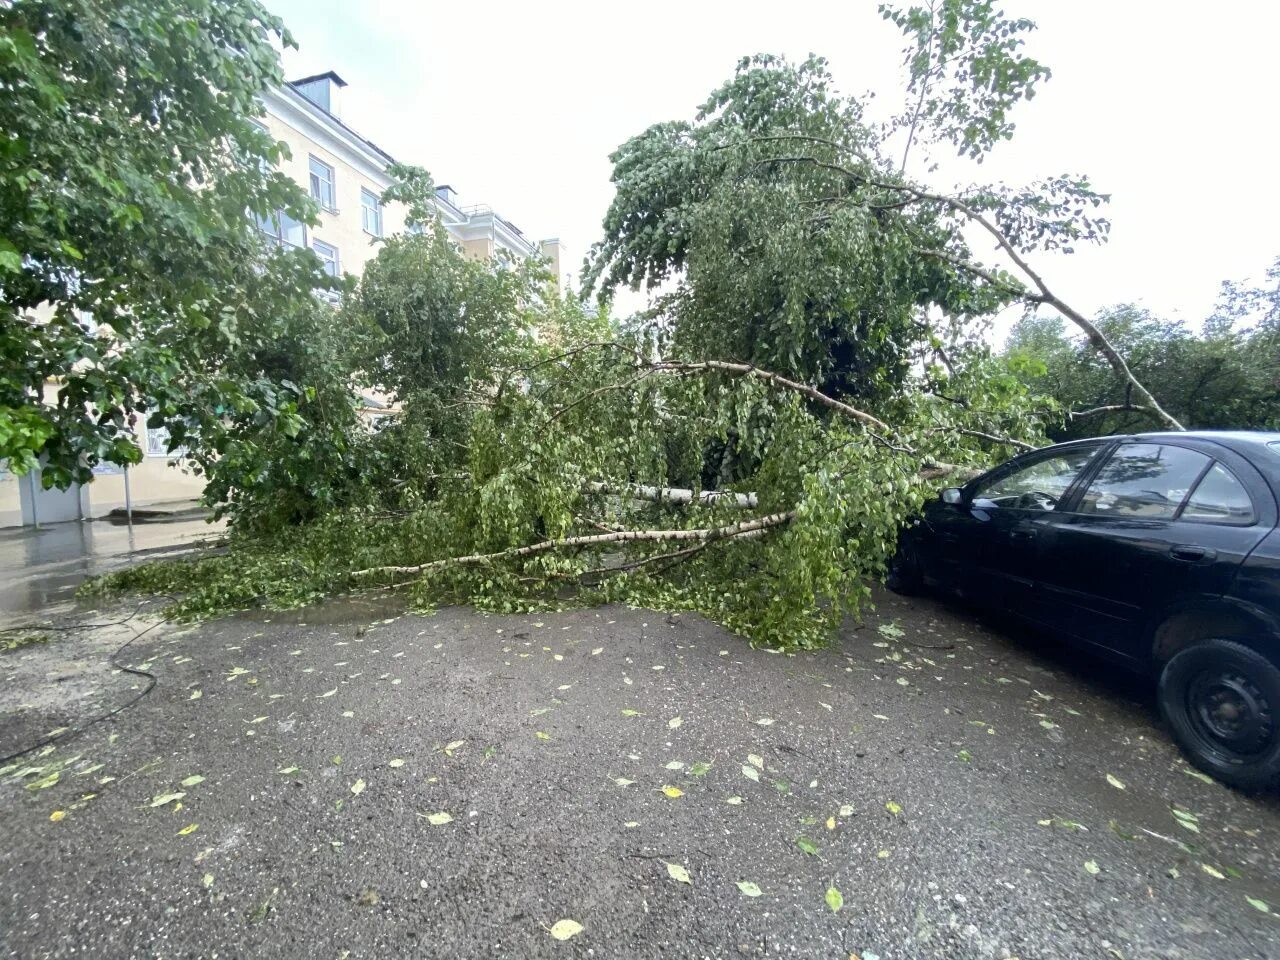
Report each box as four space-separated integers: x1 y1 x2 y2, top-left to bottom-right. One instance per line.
1180 462 1255 524
1078 443 1209 519
972 445 1100 511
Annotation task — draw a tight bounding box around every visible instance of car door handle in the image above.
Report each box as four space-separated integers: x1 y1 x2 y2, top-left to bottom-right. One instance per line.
1170 545 1215 562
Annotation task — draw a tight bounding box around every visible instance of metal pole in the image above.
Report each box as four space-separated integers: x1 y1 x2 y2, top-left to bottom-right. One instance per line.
123 464 133 526
27 470 40 529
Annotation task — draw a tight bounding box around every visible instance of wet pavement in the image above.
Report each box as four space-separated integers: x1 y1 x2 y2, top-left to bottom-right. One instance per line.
0 510 222 621
1 581 1278 959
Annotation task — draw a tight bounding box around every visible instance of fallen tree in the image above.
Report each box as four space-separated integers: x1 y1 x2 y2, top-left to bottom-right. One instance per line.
85 2 1173 651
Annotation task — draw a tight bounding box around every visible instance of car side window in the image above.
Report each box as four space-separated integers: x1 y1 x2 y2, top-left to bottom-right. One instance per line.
1077 443 1210 520
1179 462 1256 524
971 446 1100 511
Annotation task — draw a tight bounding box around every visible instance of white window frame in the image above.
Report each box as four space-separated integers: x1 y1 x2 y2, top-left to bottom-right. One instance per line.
361 188 383 237
309 155 337 211
146 426 186 459
312 238 339 277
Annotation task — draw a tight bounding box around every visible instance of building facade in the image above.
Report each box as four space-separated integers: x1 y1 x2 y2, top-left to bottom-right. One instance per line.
0 71 562 528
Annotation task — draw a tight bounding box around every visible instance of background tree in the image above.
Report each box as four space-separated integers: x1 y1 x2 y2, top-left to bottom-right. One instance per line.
0 0 326 487
1005 259 1280 439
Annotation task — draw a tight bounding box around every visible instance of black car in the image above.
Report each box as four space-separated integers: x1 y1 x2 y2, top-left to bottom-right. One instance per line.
890 431 1280 789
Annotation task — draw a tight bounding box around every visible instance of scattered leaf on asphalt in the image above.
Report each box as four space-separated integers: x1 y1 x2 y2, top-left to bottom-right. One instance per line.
747 754 764 770
742 765 760 782
278 766 300 775
1106 774 1126 790
318 688 337 698
422 811 453 825
957 750 972 763
350 779 366 796
549 919 584 941
1183 768 1215 785
666 862 691 884
613 777 635 787
826 816 837 831
1084 860 1101 875
49 810 65 822
1201 863 1225 879
877 849 891 858
189 690 202 700
665 760 684 770
150 792 185 808
736 881 762 897
535 731 552 741
620 709 643 717
839 804 855 817
895 677 910 687
668 716 682 730
878 622 905 640
1038 720 1057 729
181 775 205 787
726 796 743 805
755 718 775 726
825 886 844 913
662 785 683 799
591 647 603 656
1246 896 1271 913
388 759 405 768
885 801 902 816
796 837 819 856
202 874 214 888
689 761 712 776
177 823 199 836
443 740 466 755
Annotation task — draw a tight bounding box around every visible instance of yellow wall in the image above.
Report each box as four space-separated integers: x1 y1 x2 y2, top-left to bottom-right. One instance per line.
261 112 408 277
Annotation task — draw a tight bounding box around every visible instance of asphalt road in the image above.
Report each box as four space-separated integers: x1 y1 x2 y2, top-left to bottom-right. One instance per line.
1 589 1278 959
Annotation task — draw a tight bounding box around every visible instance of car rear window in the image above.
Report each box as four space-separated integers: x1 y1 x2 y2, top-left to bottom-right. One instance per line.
1077 443 1210 519
1180 461 1256 524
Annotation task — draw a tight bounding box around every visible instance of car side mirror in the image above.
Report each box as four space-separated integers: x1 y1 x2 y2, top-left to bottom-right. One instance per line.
940 487 965 506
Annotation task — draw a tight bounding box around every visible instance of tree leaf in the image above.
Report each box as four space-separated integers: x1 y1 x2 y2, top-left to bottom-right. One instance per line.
668 716 682 729
1106 773 1125 790
796 837 819 856
549 919 584 940
181 775 205 787
1200 863 1225 879
665 862 691 884
885 800 902 815
825 886 844 913
747 754 764 770
350 779 366 796
1246 896 1271 914
150 792 185 808
423 811 453 825
177 823 199 836
1084 860 1100 875
742 765 760 782
662 785 683 798
736 880 762 897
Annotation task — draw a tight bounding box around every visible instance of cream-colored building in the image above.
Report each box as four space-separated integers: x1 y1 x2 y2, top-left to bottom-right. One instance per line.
0 70 563 528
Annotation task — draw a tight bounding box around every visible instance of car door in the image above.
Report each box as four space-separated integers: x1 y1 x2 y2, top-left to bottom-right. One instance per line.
1032 440 1273 664
923 442 1107 609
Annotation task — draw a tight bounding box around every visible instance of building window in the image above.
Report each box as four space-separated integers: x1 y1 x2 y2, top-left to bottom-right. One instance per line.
257 209 307 249
361 188 383 237
309 156 336 211
312 239 339 277
146 427 186 458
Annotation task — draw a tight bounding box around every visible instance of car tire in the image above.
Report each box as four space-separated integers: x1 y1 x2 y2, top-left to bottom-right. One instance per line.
1158 638 1280 791
886 539 924 596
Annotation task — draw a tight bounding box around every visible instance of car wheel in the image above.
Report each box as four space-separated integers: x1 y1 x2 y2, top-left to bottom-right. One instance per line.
886 538 924 596
1158 638 1280 791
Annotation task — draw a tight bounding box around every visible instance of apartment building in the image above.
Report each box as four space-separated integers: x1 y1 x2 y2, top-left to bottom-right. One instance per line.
0 71 563 528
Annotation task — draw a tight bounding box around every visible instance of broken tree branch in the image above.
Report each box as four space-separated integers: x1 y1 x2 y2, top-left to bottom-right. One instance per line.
352 510 797 580
584 481 759 509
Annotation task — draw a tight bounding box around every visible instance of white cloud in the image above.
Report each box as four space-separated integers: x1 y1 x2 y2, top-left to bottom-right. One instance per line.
267 0 1280 333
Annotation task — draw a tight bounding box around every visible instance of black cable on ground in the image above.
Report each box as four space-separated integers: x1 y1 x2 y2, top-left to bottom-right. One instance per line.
0 597 175 766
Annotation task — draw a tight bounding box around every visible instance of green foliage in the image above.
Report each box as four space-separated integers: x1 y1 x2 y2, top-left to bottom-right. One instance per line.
0 0 326 486
1005 263 1280 438
882 0 1051 164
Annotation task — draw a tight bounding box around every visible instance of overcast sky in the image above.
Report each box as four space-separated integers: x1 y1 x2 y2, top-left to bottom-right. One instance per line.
266 0 1280 342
